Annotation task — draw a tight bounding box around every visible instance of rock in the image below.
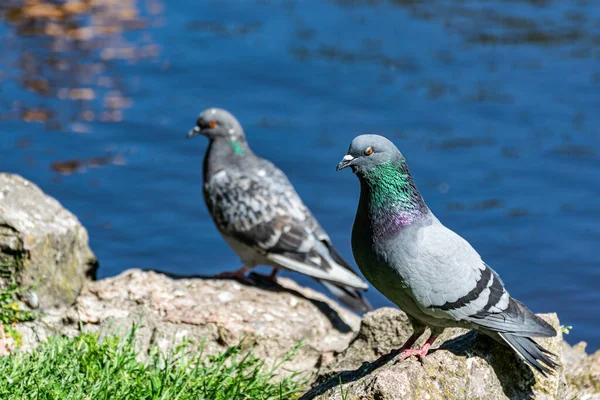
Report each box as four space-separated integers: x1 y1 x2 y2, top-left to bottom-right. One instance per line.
302 308 567 400
14 269 361 376
8 268 598 397
0 174 97 308
562 340 600 399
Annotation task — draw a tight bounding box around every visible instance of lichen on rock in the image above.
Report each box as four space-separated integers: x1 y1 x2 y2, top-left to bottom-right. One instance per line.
0 173 98 309
562 340 600 399
302 308 568 400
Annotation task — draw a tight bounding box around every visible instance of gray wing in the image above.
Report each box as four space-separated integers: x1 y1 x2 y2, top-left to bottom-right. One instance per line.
204 161 367 290
403 222 555 337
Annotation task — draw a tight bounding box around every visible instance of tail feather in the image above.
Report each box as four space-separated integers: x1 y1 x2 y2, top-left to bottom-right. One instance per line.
471 298 557 338
266 252 368 290
320 281 373 313
325 244 354 270
499 332 558 376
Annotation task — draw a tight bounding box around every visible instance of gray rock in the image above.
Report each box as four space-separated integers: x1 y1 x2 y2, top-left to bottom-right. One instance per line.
0 173 97 308
9 272 598 398
14 269 361 376
303 308 567 400
562 340 600 399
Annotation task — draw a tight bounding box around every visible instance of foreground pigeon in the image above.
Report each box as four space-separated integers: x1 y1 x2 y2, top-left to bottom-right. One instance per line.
186 108 372 312
337 134 557 374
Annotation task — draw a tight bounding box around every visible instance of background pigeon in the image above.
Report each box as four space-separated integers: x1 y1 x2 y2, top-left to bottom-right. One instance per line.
337 134 557 374
186 108 372 312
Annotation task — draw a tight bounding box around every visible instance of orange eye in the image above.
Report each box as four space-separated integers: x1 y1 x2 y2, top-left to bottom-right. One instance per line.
364 147 374 156
209 120 217 128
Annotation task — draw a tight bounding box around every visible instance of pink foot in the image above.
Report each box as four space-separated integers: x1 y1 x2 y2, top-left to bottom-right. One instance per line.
214 266 252 283
397 332 439 361
399 342 433 360
369 331 424 366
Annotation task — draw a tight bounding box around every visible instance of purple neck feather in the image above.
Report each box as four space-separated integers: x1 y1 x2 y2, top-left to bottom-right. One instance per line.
358 161 430 240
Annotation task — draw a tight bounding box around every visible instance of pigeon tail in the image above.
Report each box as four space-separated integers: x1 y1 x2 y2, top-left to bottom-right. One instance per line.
320 281 373 313
510 299 557 337
266 252 368 290
470 298 557 338
499 333 559 376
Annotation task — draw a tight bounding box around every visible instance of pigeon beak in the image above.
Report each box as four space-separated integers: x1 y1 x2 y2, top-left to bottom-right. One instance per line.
336 154 355 171
186 126 202 139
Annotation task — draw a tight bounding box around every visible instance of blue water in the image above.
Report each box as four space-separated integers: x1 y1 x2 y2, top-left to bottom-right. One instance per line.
1 0 598 350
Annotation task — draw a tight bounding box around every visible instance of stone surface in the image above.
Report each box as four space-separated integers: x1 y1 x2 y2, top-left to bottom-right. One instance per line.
0 173 97 308
9 271 599 398
562 340 600 399
302 308 567 400
15 269 361 376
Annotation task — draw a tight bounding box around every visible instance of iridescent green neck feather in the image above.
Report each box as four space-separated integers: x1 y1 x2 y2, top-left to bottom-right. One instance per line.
230 140 245 156
359 160 429 237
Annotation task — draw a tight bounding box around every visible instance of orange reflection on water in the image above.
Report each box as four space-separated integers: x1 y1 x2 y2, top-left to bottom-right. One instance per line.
0 0 163 131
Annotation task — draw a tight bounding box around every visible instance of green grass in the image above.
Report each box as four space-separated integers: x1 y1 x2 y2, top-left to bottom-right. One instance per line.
0 258 36 345
0 328 308 399
0 258 35 325
339 376 351 400
560 325 573 335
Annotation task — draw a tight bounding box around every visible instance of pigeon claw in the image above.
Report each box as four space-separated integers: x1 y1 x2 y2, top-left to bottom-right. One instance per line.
213 266 253 283
397 332 439 361
398 343 433 360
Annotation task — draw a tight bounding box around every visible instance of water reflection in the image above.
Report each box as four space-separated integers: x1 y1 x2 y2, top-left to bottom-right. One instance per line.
51 153 126 175
0 0 162 131
332 0 599 56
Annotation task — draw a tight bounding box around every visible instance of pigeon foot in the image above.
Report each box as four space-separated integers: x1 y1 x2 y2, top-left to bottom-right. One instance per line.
398 343 432 360
398 333 438 361
213 266 253 283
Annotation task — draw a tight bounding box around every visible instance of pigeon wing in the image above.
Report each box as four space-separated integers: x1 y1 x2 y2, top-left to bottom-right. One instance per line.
204 164 367 290
403 223 555 337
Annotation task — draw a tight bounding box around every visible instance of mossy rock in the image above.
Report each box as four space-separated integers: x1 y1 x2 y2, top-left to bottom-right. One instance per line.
303 308 567 400
0 174 97 309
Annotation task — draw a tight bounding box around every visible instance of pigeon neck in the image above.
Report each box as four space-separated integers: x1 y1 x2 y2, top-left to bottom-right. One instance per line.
358 160 429 236
203 135 252 180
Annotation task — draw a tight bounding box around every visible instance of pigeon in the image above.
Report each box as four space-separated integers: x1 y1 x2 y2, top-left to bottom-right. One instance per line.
186 108 372 312
337 134 557 374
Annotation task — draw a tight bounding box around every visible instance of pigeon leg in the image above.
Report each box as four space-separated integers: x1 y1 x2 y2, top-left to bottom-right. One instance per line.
254 268 279 282
268 268 279 280
371 329 424 365
398 332 439 360
398 330 423 351
214 266 253 282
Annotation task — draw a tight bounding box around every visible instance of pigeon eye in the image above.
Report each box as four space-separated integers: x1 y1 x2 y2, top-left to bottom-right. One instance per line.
364 147 374 156
209 120 217 128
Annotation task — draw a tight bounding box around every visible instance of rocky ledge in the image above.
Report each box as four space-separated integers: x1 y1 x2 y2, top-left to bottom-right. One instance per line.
1 173 599 399
9 273 600 399
0 173 97 308
302 308 600 399
303 308 564 399
13 269 360 375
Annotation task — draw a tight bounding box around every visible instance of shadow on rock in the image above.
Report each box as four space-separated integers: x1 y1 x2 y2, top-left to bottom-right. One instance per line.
145 269 353 334
15 268 362 381
302 332 536 400
299 347 406 399
439 331 536 400
302 308 564 400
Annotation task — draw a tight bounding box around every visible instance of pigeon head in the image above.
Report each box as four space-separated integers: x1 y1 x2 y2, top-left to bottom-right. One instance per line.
187 108 246 141
336 134 405 175
337 134 428 224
